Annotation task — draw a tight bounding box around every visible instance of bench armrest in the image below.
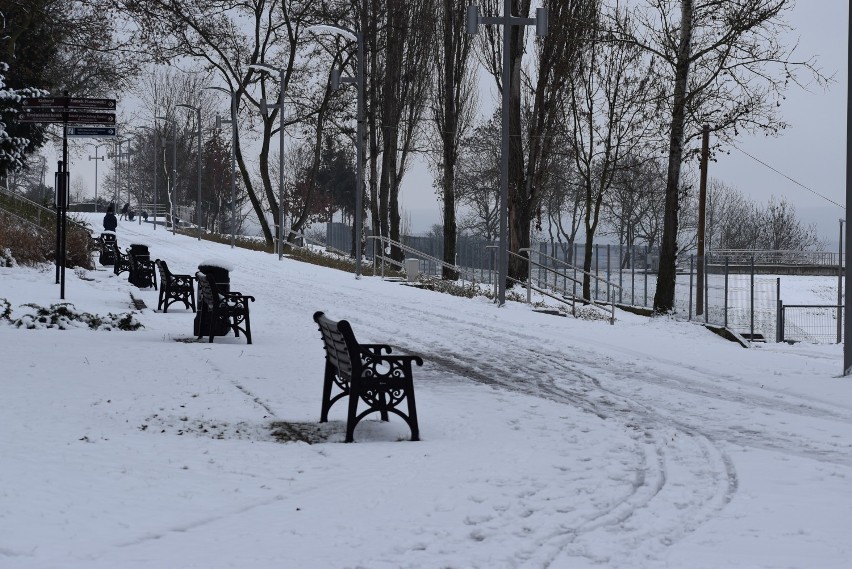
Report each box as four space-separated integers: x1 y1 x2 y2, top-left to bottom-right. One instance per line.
223 291 255 303
364 353 424 367
359 344 393 357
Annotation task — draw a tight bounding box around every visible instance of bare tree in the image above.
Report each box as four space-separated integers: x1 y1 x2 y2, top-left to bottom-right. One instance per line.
431 0 477 279
477 0 597 285
566 6 659 299
117 0 326 248
613 0 830 312
455 112 500 241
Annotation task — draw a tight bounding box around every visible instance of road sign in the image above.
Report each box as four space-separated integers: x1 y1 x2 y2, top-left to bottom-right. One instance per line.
21 97 68 109
66 126 116 137
18 111 65 122
66 112 115 125
22 96 116 110
67 98 116 110
18 111 116 125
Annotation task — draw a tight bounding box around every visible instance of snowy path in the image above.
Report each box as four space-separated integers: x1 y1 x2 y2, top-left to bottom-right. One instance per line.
2 217 851 568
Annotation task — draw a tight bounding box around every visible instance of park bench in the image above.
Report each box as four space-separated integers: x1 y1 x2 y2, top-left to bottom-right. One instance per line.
195 271 255 344
112 244 131 277
155 260 196 313
313 311 422 443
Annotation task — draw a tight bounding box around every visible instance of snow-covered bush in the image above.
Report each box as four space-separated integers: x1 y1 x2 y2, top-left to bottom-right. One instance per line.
0 62 45 174
2 246 16 267
12 302 143 331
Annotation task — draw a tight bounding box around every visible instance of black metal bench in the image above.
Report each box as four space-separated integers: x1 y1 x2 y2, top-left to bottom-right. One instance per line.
155 260 196 313
313 311 422 443
113 244 131 277
195 271 255 344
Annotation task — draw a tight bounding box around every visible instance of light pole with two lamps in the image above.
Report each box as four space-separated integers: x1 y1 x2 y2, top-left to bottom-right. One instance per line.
307 24 365 278
87 143 107 212
205 86 239 248
466 2 548 306
248 62 286 260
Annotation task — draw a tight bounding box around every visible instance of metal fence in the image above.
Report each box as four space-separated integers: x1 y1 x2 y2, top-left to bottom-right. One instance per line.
322 223 845 343
778 304 843 344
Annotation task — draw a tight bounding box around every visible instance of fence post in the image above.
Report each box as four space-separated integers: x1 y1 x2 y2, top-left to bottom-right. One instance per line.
595 244 600 300
688 255 694 320
704 254 709 324
724 259 729 329
777 298 784 343
619 244 623 304
606 244 611 303
750 255 755 341
527 249 532 305
644 245 649 307
631 244 635 306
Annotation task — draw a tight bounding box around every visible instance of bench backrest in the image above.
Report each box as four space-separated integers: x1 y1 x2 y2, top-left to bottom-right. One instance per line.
196 271 219 311
156 259 172 284
313 311 359 381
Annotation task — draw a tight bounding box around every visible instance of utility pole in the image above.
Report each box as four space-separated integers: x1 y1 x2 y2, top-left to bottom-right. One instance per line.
466 1 548 306
697 125 709 316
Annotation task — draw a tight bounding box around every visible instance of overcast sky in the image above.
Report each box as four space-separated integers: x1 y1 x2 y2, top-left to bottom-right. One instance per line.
60 1 849 241
399 0 850 238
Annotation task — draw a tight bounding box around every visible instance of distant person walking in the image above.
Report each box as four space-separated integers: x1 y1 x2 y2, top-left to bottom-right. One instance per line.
119 202 129 220
103 207 117 232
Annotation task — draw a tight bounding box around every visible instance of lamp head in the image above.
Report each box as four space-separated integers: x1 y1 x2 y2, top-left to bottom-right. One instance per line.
466 5 479 34
330 68 341 91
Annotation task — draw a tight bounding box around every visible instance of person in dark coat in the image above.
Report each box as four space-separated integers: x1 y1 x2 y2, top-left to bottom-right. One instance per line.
120 202 129 220
103 208 118 232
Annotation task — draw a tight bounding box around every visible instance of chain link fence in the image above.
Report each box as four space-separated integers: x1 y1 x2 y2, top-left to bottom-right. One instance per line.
322 223 841 343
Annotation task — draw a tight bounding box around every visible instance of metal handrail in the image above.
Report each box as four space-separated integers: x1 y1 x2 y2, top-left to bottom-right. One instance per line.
367 235 477 284
284 229 353 261
708 249 840 266
517 248 619 324
0 206 51 234
0 187 90 234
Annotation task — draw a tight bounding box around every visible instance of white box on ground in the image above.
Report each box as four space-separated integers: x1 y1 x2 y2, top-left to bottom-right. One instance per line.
405 258 420 282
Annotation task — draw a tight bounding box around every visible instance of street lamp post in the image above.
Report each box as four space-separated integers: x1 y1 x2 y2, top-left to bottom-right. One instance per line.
156 116 179 235
205 86 239 248
307 24 365 278
177 103 203 241
466 2 548 306
839 218 845 343
248 63 286 260
108 138 127 208
87 143 106 212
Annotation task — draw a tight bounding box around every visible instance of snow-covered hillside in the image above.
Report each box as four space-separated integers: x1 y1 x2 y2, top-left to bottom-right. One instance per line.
1 215 850 569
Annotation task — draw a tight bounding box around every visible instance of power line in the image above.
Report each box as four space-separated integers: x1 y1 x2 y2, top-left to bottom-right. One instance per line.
733 145 844 210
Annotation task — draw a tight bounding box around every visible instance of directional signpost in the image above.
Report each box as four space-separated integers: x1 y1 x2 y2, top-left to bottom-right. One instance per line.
18 95 119 299
66 126 117 138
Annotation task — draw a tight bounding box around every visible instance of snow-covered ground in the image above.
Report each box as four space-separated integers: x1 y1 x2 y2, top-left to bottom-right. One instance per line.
1 214 851 569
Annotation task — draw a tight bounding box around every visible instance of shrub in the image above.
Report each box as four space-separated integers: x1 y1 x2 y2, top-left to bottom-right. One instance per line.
11 302 143 331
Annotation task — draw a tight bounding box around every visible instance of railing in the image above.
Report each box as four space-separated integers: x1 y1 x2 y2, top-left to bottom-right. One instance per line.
367 235 478 285
709 249 841 267
777 302 843 344
284 229 354 262
518 248 621 324
0 187 91 234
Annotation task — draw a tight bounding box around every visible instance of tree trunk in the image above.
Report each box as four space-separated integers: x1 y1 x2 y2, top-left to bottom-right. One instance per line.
654 0 693 313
